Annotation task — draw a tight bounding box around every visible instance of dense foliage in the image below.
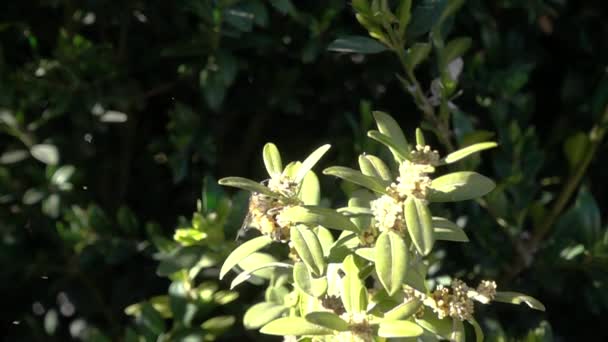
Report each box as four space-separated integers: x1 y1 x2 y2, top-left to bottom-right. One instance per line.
1 0 607 341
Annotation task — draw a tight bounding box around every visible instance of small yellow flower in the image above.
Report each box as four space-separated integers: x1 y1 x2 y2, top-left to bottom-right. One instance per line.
370 195 405 234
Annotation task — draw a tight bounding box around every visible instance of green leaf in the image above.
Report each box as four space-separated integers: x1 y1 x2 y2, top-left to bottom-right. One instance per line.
261 317 334 336
341 255 368 313
404 198 435 255
364 154 392 181
294 144 331 183
218 177 276 197
314 226 335 256
323 166 389 195
372 111 410 158
291 225 326 276
407 0 448 38
378 320 424 337
293 262 328 298
468 317 484 342
415 308 453 339
30 144 59 165
564 132 590 172
140 303 165 336
0 149 28 164
327 35 388 54
201 315 235 333
367 130 408 162
230 262 292 289
219 235 272 279
383 299 422 321
243 302 287 330
300 171 321 205
494 292 545 311
397 0 413 33
280 206 359 232
441 142 497 164
415 128 426 146
375 231 408 295
355 247 375 261
359 154 381 179
263 143 283 176
442 37 472 66
428 172 495 202
453 319 466 342
433 217 469 242
404 43 432 71
156 246 206 277
305 312 349 332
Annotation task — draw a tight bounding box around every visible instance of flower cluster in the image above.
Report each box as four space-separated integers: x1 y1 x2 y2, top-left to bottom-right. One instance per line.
423 279 498 321
370 194 405 234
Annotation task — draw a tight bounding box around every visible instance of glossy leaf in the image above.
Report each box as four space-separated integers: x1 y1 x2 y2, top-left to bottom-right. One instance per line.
433 217 469 242
230 262 292 289
219 235 272 279
294 144 331 183
375 231 408 295
327 35 387 54
218 177 276 197
260 317 334 336
291 225 326 276
323 166 389 195
341 255 367 313
243 302 287 330
383 299 422 321
305 312 349 332
494 292 546 311
441 142 497 165
263 143 282 176
364 154 392 181
293 262 327 298
428 172 495 202
367 130 408 162
372 111 410 158
404 197 435 255
377 320 424 337
280 206 359 232
359 154 381 178
300 171 321 205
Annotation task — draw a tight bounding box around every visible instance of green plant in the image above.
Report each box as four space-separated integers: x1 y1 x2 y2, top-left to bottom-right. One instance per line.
219 111 544 341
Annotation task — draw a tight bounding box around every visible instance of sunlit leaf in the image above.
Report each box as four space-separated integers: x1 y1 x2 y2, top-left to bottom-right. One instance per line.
433 217 469 242
383 299 422 321
375 231 408 295
231 262 292 289
280 206 359 232
300 171 320 205
263 143 283 176
291 225 326 276
305 312 349 332
218 177 277 197
293 262 327 298
441 142 497 165
341 255 367 313
219 235 272 279
404 197 435 255
260 317 334 336
323 166 389 195
378 320 424 337
367 130 408 162
494 292 545 311
30 144 59 165
372 111 410 158
243 302 287 330
428 172 495 202
294 144 331 183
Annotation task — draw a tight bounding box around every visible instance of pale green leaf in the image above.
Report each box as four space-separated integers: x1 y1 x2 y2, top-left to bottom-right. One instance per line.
300 171 321 205
230 262 292 289
468 317 484 342
355 247 374 262
218 177 276 197
433 217 469 242
314 226 335 256
378 320 424 338
291 225 326 276
383 299 422 321
305 312 349 332
404 198 435 255
364 154 393 181
237 252 278 279
428 172 495 202
243 302 287 330
341 255 367 313
372 111 410 158
359 154 381 179
51 165 75 185
415 128 425 146
219 235 272 279
261 317 334 336
30 144 59 165
442 37 472 66
441 142 497 164
375 231 408 295
294 144 331 183
367 130 408 162
405 43 431 71
280 206 359 232
494 292 545 311
263 143 283 176
293 262 327 298
323 166 389 195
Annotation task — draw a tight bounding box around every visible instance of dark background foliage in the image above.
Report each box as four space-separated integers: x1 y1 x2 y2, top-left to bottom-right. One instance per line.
2 0 607 341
